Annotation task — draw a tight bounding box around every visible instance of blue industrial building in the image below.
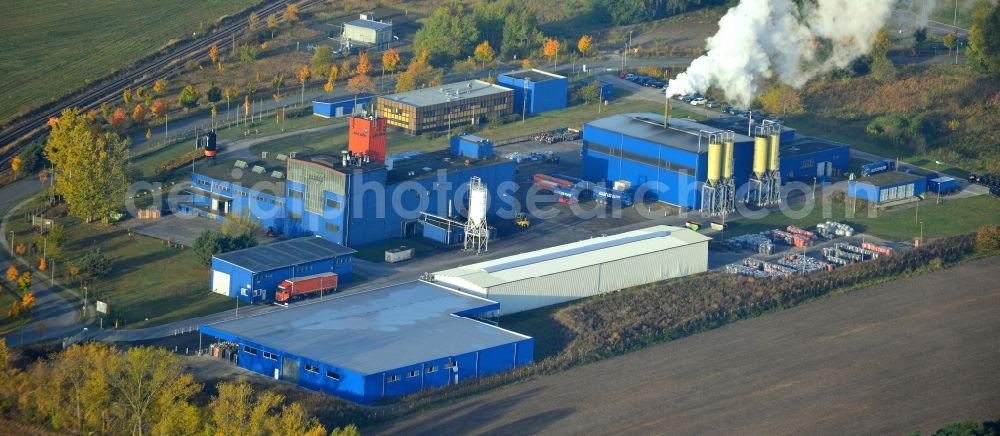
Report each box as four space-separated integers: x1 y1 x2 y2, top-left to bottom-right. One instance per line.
450 134 493 159
313 94 373 118
199 280 533 404
849 171 927 204
580 114 854 209
210 237 355 303
582 113 756 209
700 116 848 184
597 80 614 101
497 69 568 116
186 119 516 248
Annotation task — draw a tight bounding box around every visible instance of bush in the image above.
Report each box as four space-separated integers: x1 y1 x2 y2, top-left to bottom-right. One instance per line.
77 248 111 278
193 229 258 266
240 45 258 63
976 225 1000 254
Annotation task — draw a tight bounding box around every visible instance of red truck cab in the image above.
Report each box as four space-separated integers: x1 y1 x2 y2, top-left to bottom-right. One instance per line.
275 272 338 303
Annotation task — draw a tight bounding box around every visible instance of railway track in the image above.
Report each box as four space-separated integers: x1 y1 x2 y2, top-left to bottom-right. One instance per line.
0 0 323 174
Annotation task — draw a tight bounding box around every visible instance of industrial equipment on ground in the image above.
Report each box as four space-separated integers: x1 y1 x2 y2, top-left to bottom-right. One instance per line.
199 280 533 404
433 225 709 314
747 122 782 206
464 176 490 254
275 272 338 303
514 212 529 228
384 246 415 263
198 131 217 158
210 237 355 303
700 130 736 216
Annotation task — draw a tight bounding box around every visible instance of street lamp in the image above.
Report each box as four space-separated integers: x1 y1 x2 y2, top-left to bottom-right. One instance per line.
919 221 924 244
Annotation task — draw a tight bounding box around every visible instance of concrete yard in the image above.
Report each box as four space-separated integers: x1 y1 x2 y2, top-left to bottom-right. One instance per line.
129 213 223 246
374 256 1000 435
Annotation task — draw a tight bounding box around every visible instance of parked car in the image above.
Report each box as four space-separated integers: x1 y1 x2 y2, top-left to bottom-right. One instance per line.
706 100 719 108
691 97 708 105
649 80 666 88
625 73 636 80
722 106 735 114
619 71 629 78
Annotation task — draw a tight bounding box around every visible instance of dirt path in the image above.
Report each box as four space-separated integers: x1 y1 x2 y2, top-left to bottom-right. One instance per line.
374 256 1000 435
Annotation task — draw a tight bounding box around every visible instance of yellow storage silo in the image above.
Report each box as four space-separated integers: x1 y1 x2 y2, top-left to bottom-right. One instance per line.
768 132 780 172
706 142 722 185
753 136 768 178
723 139 734 179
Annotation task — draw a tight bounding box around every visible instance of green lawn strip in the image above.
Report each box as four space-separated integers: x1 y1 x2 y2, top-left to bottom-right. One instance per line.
498 305 574 361
725 194 1000 241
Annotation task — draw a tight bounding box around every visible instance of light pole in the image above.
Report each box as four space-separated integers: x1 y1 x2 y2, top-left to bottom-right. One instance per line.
625 30 634 71
920 221 924 244
83 285 88 319
954 0 958 26
8 231 13 254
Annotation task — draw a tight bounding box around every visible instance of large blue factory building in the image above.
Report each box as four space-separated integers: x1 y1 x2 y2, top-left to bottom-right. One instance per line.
200 280 533 404
185 116 516 247
497 69 568 116
581 113 852 209
211 237 355 303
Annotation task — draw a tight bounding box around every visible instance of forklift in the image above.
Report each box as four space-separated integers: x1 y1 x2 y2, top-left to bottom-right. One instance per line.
514 212 530 228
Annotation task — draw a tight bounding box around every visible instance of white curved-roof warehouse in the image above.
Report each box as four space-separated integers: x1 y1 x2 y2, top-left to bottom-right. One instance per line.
433 225 710 314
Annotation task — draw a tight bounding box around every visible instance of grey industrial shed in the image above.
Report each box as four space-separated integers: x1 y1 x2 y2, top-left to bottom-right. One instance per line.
432 225 710 314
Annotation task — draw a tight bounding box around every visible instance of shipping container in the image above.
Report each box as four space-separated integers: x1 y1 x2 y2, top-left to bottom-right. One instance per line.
385 246 415 263
275 272 339 302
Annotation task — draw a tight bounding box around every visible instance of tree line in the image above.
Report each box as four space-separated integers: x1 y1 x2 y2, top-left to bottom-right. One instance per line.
0 340 360 436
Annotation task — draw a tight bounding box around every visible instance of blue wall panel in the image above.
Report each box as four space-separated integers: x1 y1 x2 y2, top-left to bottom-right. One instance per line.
780 145 850 184
497 73 568 115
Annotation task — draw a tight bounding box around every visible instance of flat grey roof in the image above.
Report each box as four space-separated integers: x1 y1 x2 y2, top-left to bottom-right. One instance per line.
377 80 512 108
781 138 849 157
700 116 797 138
858 171 925 187
214 236 356 273
500 69 566 82
345 18 392 31
585 113 753 153
202 281 529 374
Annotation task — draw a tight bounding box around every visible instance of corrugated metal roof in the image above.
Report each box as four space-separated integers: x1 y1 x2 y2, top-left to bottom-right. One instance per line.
214 237 356 273
377 80 512 108
201 281 528 374
434 225 710 288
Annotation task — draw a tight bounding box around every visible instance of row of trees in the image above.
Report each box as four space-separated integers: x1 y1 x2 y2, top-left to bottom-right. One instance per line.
193 215 263 265
0 340 358 435
968 0 1000 76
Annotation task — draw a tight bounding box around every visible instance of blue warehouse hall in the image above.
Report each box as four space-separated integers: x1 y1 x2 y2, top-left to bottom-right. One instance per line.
199 280 533 404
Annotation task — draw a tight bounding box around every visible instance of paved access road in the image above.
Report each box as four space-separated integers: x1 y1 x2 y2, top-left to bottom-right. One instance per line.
375 256 1000 436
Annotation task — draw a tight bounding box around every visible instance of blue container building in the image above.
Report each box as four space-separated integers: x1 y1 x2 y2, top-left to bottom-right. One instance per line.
497 69 568 116
199 280 533 404
313 94 373 118
210 237 355 303
450 134 494 159
848 171 927 204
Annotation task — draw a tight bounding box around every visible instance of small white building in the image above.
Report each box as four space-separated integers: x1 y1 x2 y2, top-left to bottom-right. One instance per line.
342 13 392 52
432 225 710 314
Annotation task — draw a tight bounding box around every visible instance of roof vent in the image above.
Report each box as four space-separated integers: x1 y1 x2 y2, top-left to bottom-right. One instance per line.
261 151 268 159
271 171 284 179
234 160 248 169
251 166 265 174
276 153 288 161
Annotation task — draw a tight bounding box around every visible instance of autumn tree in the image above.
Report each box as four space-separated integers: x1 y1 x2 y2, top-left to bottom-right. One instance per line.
104 346 202 436
382 48 401 75
223 87 239 119
543 37 561 66
976 225 1000 253
17 271 31 293
209 43 220 67
122 88 132 106
324 65 339 93
413 7 479 64
578 34 593 56
311 45 333 74
5 266 17 283
758 84 805 116
967 1 1000 75
340 58 354 81
151 99 168 119
107 107 128 131
152 79 168 94
179 85 200 110
357 51 372 76
131 103 144 122
870 28 896 81
474 41 495 68
522 57 533 69
10 156 21 174
30 343 113 433
267 14 278 39
207 381 325 435
297 65 310 105
248 12 259 29
943 32 957 57
395 50 440 92
284 3 300 23
44 108 132 222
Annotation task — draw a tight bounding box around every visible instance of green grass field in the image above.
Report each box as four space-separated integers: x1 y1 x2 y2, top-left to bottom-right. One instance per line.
353 238 437 263
0 0 258 123
7 204 234 329
726 194 1000 242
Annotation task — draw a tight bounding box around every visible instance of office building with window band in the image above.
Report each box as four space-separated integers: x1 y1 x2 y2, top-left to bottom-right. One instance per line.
374 80 513 135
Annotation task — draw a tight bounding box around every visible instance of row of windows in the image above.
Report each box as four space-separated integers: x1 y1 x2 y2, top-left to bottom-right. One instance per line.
263 351 278 361
386 361 455 383
325 223 341 234
195 179 211 187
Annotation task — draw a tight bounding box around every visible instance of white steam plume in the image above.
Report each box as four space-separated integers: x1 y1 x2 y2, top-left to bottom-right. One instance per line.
666 0 937 106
